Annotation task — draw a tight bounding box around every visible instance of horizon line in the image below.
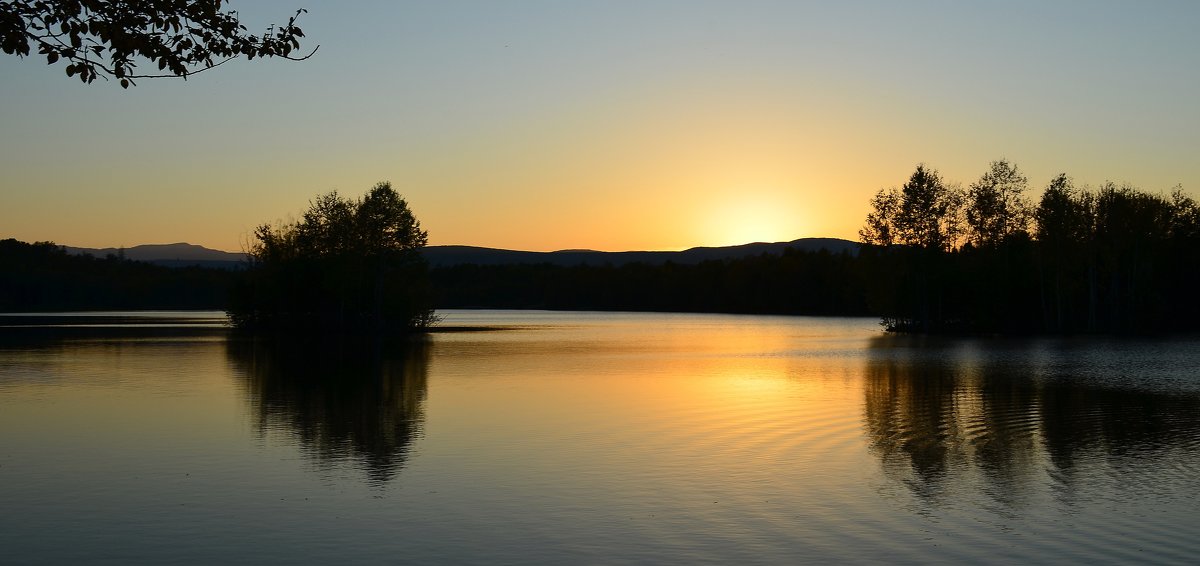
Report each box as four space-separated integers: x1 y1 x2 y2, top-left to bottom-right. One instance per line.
45 236 860 256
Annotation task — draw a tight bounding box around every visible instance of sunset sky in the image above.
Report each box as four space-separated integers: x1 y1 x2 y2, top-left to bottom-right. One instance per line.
2 1 1198 252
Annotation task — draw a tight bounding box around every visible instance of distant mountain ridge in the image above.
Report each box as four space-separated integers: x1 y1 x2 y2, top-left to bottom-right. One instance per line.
422 238 859 267
62 237 859 269
62 243 249 269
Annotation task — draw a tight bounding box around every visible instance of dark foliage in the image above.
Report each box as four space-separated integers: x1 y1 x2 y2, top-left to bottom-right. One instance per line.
0 0 313 87
430 247 872 317
0 238 232 310
860 163 1200 334
3 235 870 320
227 182 435 334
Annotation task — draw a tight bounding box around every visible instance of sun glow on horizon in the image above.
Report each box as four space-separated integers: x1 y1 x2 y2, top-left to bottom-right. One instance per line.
702 189 805 247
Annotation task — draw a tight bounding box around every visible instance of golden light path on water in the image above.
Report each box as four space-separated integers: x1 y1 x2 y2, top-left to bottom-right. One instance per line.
421 312 1200 563
419 313 878 561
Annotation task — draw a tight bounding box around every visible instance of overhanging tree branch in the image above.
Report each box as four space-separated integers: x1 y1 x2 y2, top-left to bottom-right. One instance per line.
0 1 317 88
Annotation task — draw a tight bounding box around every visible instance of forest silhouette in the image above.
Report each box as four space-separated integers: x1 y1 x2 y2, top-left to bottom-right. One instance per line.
4 162 1198 335
859 161 1200 334
0 238 233 310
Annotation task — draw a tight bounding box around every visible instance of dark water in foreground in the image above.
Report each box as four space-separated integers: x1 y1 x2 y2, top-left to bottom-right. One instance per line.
1 310 1198 564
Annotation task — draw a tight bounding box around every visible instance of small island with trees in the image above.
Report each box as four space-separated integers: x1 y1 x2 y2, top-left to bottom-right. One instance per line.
227 182 436 334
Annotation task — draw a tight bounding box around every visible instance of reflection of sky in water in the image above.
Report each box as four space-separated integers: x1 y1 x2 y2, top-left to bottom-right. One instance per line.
0 311 1198 564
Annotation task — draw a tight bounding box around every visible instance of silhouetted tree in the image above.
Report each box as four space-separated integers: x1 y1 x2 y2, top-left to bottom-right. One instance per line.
861 165 966 252
896 165 962 251
860 186 900 247
859 165 966 331
1168 189 1200 241
859 160 1200 334
966 159 1031 248
1035 174 1090 331
0 1 314 87
229 182 434 333
953 161 1035 331
1090 183 1179 332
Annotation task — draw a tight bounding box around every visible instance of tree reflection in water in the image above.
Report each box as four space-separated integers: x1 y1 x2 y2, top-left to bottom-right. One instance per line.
227 336 429 485
864 335 1200 510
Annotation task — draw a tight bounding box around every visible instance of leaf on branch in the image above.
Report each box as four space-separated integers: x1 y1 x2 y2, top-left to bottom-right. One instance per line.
12 1 313 87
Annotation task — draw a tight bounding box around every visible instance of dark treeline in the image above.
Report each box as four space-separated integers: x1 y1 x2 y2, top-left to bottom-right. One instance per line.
859 161 1200 334
2 235 870 317
0 238 233 311
431 247 871 316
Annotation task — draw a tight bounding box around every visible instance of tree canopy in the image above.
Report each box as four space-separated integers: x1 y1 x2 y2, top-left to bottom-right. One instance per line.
0 0 313 87
965 159 1031 248
860 161 1200 334
229 182 434 333
860 165 965 252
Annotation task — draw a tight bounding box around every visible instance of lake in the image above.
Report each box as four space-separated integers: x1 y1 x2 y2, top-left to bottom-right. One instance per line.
1 310 1199 564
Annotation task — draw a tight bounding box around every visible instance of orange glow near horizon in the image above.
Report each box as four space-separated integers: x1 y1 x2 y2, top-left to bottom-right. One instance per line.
701 188 807 247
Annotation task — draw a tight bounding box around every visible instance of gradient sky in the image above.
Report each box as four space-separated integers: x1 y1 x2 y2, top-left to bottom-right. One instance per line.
2 1 1198 252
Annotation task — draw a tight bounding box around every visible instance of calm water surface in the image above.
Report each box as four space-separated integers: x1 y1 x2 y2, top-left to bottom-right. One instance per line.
1 310 1198 564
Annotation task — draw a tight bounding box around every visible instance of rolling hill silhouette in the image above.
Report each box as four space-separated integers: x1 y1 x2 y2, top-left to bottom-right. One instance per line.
62 238 859 269
62 243 249 269
422 238 858 267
